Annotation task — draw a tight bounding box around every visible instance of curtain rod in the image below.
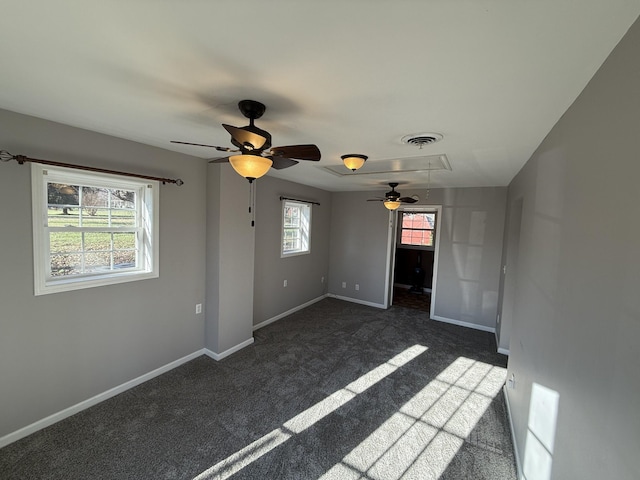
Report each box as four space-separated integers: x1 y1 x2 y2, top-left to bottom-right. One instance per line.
279 196 320 206
0 150 184 186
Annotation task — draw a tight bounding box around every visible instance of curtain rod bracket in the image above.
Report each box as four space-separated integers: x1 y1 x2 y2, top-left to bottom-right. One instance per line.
0 150 184 186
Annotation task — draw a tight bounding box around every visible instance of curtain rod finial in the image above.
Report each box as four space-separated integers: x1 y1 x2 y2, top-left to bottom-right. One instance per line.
0 150 15 162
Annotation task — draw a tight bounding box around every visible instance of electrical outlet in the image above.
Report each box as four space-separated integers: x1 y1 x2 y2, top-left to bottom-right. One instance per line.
507 373 516 389
195 304 202 314
355 284 360 291
321 276 325 283
342 282 346 288
284 279 288 287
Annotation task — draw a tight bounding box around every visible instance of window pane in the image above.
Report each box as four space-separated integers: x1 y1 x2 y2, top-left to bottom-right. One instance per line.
109 189 135 209
113 232 136 250
284 206 301 227
114 250 136 269
80 208 110 226
48 183 79 206
50 232 82 254
424 231 433 246
403 230 432 247
84 252 111 273
425 213 436 228
81 186 108 208
50 253 82 277
48 208 80 227
84 232 112 251
410 231 423 244
111 209 136 226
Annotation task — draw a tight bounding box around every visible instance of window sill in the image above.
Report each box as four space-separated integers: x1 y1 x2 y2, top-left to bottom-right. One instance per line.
35 270 158 296
281 250 311 258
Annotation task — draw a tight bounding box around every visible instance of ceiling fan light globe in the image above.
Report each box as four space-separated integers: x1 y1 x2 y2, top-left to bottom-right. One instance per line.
341 154 367 172
229 155 273 181
383 200 401 211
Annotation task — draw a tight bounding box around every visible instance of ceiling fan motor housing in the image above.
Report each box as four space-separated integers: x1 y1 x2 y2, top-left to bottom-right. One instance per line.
386 182 400 199
229 100 272 151
238 100 266 120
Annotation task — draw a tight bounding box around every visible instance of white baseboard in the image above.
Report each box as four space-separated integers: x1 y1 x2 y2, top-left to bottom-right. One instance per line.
253 294 328 331
204 337 254 361
0 349 205 449
430 314 496 333
503 385 523 479
327 293 386 309
497 347 510 356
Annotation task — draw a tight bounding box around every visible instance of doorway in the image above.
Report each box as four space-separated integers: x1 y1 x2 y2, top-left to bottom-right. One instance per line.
385 205 442 318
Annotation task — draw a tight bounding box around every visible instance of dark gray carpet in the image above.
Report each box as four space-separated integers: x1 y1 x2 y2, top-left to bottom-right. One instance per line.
0 298 517 479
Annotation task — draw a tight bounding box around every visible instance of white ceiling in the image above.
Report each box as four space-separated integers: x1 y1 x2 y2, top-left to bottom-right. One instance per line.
1 1 639 192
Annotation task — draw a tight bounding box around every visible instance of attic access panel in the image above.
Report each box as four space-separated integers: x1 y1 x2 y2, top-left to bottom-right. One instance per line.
322 154 451 177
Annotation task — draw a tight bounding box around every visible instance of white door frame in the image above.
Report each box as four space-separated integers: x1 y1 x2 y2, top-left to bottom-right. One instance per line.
383 204 442 320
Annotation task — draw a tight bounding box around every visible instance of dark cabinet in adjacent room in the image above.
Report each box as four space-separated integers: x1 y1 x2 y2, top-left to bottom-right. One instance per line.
394 248 434 290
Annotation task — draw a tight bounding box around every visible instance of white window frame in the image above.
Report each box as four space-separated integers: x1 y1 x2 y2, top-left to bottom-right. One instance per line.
31 163 159 295
398 211 437 250
281 200 311 257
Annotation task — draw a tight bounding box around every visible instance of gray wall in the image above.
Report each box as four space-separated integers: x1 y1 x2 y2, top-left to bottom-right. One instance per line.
427 187 506 329
503 17 640 480
253 177 331 325
205 165 255 353
496 197 523 352
0 109 208 439
328 187 506 330
328 191 391 306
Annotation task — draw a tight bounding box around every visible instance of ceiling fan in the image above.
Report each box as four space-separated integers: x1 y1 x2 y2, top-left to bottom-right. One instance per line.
171 99 321 182
367 183 419 210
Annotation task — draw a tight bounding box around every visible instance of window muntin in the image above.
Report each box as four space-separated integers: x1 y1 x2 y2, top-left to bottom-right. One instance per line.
32 164 159 295
399 212 436 247
281 200 311 256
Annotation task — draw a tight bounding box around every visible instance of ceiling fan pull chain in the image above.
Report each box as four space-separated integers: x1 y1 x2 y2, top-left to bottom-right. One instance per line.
248 181 256 227
426 159 431 201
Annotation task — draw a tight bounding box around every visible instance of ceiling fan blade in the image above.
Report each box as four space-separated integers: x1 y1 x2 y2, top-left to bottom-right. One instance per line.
208 156 231 164
222 124 268 150
171 141 235 152
399 196 419 203
367 198 385 202
270 157 299 170
270 144 321 161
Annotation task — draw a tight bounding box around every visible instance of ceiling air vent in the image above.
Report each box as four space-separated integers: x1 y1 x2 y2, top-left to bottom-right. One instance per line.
401 133 443 146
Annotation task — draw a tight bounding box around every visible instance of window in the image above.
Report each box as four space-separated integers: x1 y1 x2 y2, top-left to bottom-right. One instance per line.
281 200 311 256
399 211 436 247
31 163 159 295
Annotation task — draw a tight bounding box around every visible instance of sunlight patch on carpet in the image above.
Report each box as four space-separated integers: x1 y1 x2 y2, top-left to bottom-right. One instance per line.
319 357 507 479
192 344 428 480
